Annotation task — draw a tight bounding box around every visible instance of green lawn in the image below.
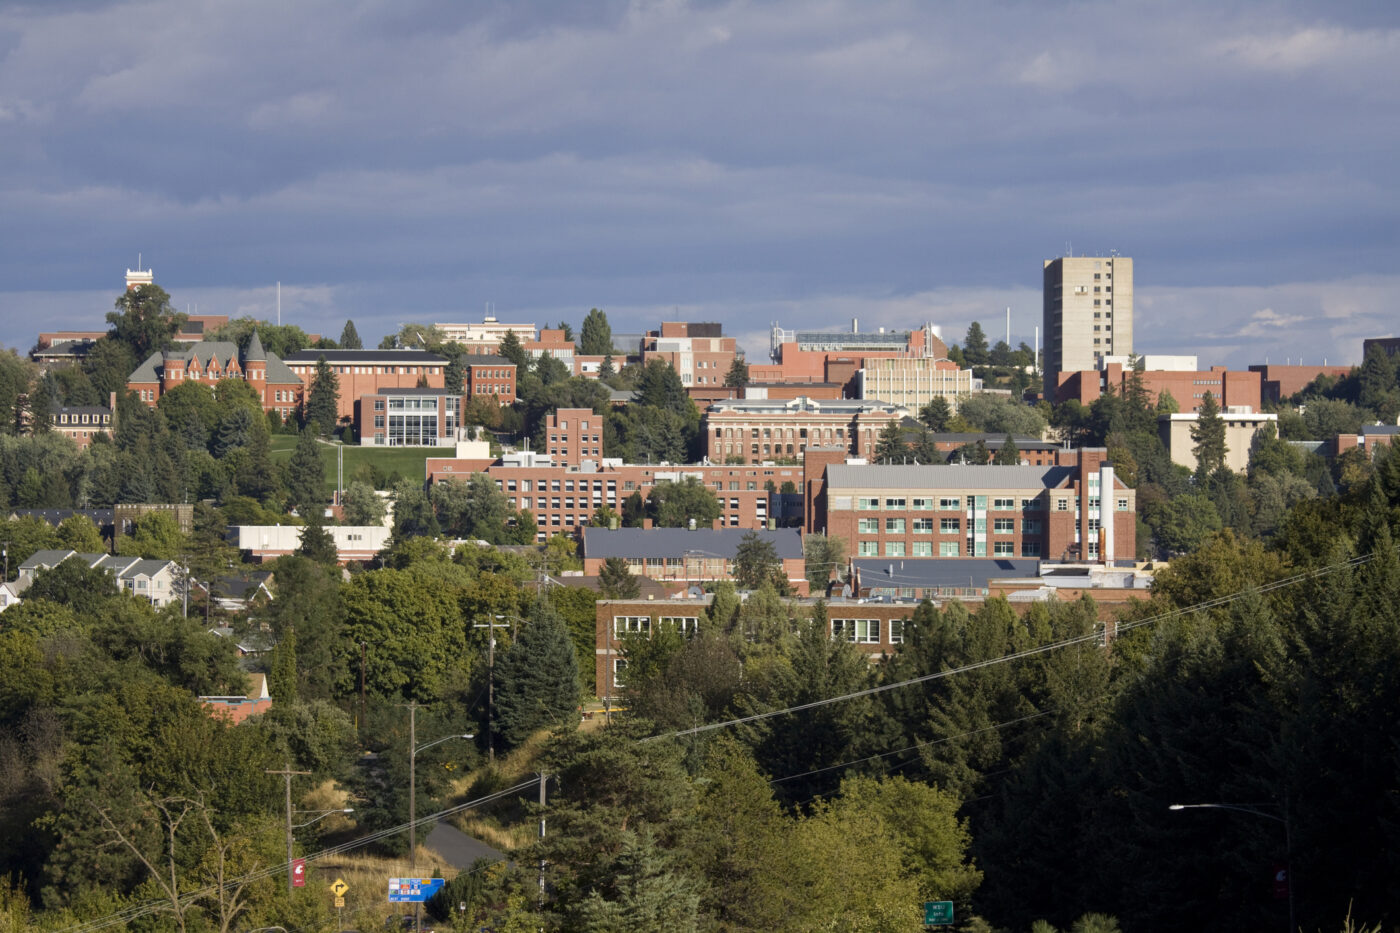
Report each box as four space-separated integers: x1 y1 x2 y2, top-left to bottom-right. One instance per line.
269 436 441 491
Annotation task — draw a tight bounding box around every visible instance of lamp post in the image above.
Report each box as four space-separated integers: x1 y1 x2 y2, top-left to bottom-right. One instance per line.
406 702 472 933
1169 802 1294 933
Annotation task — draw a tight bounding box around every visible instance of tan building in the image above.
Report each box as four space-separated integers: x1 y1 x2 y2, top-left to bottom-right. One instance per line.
435 316 537 354
1043 255 1134 399
855 357 976 412
1158 407 1278 473
704 396 908 464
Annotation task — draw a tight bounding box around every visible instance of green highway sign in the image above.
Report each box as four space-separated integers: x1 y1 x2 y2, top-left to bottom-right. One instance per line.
924 901 954 926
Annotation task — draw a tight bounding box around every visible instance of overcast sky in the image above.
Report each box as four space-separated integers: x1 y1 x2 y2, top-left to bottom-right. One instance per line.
1 0 1396 368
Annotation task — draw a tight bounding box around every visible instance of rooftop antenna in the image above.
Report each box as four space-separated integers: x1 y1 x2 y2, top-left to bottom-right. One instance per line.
1005 306 1011 349
277 282 281 327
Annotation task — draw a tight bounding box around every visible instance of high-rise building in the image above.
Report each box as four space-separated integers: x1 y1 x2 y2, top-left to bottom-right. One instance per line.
1042 255 1133 400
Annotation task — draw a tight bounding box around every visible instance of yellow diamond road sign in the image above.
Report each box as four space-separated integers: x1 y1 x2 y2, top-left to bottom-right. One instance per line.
330 879 349 897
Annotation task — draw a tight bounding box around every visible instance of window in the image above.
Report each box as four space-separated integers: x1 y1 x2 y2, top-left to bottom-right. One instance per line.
612 659 628 689
992 497 1015 510
912 541 932 556
1056 499 1069 511
890 619 906 644
1023 519 1042 535
1117 498 1129 511
885 518 905 534
994 541 1015 556
1021 497 1043 510
1021 541 1042 557
857 497 880 510
832 618 881 644
884 497 906 509
885 542 905 557
940 518 960 533
911 497 934 510
939 497 960 510
993 518 1015 533
912 518 933 534
940 541 960 557
659 616 700 636
858 541 878 556
858 518 880 534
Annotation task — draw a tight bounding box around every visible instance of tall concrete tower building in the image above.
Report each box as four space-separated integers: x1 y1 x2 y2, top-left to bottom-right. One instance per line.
1042 254 1133 400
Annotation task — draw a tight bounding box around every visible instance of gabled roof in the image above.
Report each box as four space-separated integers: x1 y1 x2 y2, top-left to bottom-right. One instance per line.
582 527 804 560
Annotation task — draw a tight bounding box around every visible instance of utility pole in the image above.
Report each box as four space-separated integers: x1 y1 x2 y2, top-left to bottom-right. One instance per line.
537 772 548 907
472 617 510 761
265 761 311 893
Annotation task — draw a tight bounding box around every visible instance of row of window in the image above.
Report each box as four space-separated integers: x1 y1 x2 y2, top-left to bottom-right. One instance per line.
857 517 1040 534
857 540 1042 557
856 496 1043 511
611 615 906 646
55 413 111 425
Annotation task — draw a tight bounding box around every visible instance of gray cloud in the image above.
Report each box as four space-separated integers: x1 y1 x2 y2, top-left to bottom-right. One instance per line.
1 0 1397 370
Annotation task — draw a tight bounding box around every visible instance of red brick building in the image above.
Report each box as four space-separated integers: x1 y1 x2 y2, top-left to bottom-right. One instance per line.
281 349 448 422
642 322 739 392
462 355 518 404
811 447 1135 563
52 393 117 449
703 396 908 464
126 331 304 422
1248 363 1354 403
541 408 605 467
1055 363 1261 414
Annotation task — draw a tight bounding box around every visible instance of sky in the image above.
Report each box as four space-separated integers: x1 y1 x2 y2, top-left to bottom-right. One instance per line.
1 0 1397 369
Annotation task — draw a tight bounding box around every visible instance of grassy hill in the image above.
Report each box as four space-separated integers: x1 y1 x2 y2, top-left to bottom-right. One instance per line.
269 436 440 492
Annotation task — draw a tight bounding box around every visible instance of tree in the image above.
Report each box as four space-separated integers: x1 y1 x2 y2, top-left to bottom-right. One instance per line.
873 419 908 464
116 510 184 559
994 433 1021 465
533 352 570 386
492 600 581 749
919 396 952 432
912 426 940 464
296 509 338 564
1156 389 1180 414
107 283 186 359
635 358 692 412
963 321 990 367
733 531 786 593
304 354 340 435
498 331 529 369
443 350 466 394
599 556 641 598
339 319 363 350
723 357 750 389
646 476 721 528
342 481 387 525
621 490 646 527
1190 391 1227 480
579 308 614 356
804 533 845 594
55 514 107 553
284 428 326 513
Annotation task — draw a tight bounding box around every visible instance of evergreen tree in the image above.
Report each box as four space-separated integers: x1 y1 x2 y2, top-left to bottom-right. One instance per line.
1156 389 1180 414
579 308 614 356
873 419 908 464
919 396 952 432
492 600 581 749
963 321 990 366
1190 391 1227 480
994 433 1020 465
912 425 941 464
284 428 326 514
635 358 690 411
269 625 298 703
621 490 646 527
338 320 363 350
304 354 340 435
443 351 466 394
733 531 785 592
599 556 641 598
296 509 337 565
723 357 750 389
497 331 529 369
235 415 279 500
646 476 721 528
599 353 616 382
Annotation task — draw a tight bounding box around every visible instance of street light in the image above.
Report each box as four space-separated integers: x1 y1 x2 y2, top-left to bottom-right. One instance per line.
406 702 473 933
1169 802 1294 933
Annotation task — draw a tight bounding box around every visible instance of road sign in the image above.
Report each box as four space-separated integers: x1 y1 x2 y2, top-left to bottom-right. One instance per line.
292 859 306 888
924 901 954 926
330 878 350 897
333 896 345 908
387 878 445 903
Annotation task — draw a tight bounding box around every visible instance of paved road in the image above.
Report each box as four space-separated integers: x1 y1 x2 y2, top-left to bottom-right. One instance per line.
424 821 503 869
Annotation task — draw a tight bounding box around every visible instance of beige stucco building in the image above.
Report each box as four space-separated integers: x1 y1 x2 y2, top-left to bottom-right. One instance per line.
855 357 977 412
1043 255 1134 399
1158 408 1278 473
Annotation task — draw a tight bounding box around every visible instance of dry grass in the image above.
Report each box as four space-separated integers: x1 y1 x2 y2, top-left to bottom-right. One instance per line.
445 729 557 853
